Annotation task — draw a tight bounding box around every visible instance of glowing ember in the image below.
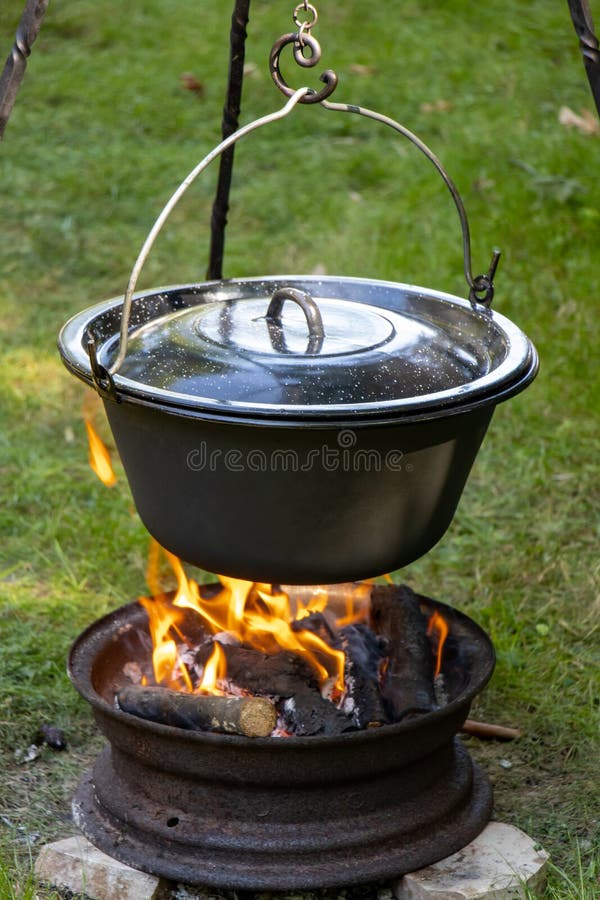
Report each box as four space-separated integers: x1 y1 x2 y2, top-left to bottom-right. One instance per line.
427 610 449 677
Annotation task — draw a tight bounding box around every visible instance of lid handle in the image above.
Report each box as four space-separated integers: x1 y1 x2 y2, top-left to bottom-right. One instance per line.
265 287 325 354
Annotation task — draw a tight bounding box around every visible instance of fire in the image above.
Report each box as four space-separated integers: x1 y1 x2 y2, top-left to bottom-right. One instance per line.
138 591 193 691
84 419 116 486
140 540 370 696
82 392 117 487
427 610 449 677
79 402 450 723
198 642 227 694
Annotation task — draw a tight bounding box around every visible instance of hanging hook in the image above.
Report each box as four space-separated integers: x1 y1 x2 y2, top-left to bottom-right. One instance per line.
468 249 501 308
87 336 117 401
269 32 338 104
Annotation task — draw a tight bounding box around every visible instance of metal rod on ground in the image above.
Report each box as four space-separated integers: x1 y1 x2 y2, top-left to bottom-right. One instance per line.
0 0 50 139
206 0 251 280
461 719 521 741
567 0 600 118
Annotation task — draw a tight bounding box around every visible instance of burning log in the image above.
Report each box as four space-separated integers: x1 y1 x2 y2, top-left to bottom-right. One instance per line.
280 688 355 737
117 685 276 738
369 585 438 721
197 643 356 736
200 643 320 696
340 623 388 728
291 610 339 645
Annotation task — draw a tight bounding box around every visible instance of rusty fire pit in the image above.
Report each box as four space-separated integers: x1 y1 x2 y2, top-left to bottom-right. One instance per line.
69 585 495 890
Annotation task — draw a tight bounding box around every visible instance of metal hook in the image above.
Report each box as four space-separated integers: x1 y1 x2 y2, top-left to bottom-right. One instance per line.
269 32 338 104
88 336 118 401
468 250 501 308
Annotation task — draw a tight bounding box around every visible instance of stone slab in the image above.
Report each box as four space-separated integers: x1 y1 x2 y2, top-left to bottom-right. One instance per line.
393 822 549 899
35 835 170 900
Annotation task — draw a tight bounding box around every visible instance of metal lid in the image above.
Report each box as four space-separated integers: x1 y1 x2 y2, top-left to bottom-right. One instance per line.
59 275 538 422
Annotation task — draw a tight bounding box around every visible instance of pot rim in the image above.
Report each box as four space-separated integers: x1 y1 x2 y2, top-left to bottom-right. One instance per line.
58 275 538 423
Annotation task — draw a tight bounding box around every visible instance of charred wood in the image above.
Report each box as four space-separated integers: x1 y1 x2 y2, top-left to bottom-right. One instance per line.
369 584 438 721
280 688 355 737
196 642 355 736
291 610 339 645
117 685 276 737
197 642 320 696
340 623 388 728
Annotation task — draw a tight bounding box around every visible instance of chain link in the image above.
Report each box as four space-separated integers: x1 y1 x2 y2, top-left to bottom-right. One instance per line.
293 2 318 47
270 0 337 104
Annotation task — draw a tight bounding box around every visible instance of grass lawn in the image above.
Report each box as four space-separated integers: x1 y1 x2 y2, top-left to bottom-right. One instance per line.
0 0 598 897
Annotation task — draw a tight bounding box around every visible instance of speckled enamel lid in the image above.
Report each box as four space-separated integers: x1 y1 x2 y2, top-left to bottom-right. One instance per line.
58 275 538 421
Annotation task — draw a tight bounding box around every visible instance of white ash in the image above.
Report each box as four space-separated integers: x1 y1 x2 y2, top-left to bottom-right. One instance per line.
433 673 448 707
218 679 248 698
213 631 240 645
179 646 204 684
340 673 356 716
320 676 338 701
122 661 143 684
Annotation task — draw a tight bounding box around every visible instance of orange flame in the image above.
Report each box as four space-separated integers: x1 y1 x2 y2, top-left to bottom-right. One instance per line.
427 610 449 677
138 591 193 691
82 390 117 487
84 418 117 487
198 642 227 695
140 540 371 695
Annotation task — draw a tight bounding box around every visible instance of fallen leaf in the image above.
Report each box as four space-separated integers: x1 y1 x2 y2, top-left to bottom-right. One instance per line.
180 72 205 99
349 63 377 77
473 177 495 192
420 99 453 114
558 105 599 135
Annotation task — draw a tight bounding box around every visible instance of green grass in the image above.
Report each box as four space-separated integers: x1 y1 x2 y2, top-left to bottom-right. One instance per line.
1 0 599 897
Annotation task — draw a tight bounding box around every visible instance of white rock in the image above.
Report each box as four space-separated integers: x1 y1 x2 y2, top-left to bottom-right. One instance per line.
393 822 549 900
35 835 168 899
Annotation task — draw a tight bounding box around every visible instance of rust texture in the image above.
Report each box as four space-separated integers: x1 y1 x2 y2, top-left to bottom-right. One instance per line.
69 589 495 889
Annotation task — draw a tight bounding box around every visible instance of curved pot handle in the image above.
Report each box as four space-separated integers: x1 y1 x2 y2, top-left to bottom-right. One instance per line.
265 287 325 355
94 86 498 396
320 97 501 310
103 88 312 382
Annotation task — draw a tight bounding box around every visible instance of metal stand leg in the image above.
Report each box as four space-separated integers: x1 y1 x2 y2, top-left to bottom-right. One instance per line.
0 0 50 139
567 0 600 117
206 0 251 280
